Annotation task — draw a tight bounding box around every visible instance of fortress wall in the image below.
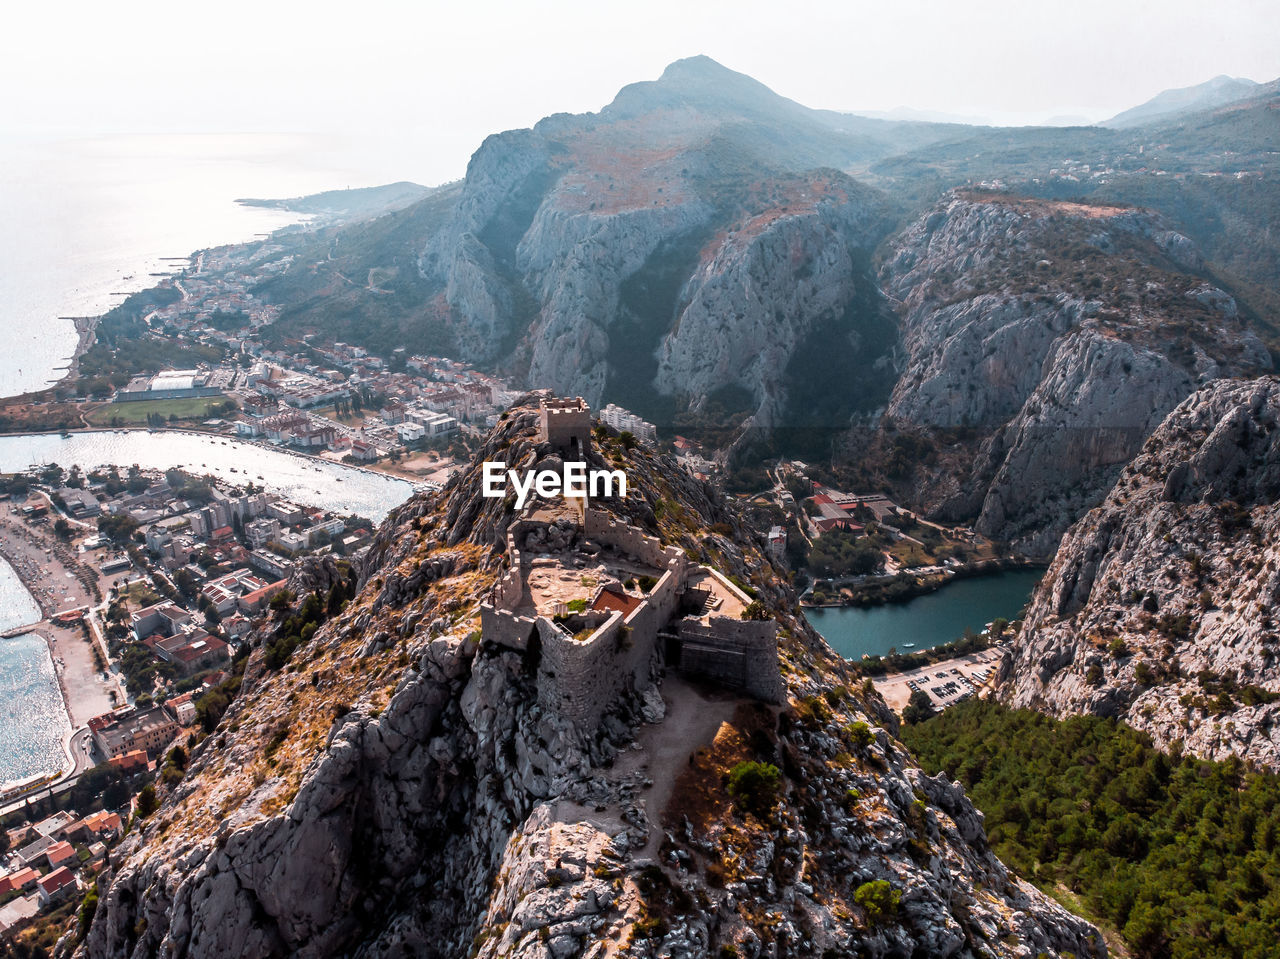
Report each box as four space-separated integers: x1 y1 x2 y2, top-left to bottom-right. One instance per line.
644 566 682 628
676 617 784 704
479 604 536 651
536 612 635 724
583 509 683 572
491 519 544 611
703 566 754 607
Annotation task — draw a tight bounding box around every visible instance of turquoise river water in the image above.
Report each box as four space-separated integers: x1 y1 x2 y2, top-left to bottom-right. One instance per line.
804 568 1043 660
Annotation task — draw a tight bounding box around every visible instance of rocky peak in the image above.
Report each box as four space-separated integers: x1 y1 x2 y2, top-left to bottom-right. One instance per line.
605 55 811 125
78 400 1101 958
999 377 1280 769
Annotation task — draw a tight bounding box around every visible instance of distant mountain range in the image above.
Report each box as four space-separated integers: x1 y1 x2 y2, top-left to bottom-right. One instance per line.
1102 74 1261 127
241 55 1280 556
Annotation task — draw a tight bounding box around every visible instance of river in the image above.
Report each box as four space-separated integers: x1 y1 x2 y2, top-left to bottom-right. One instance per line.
804 568 1043 660
0 430 415 523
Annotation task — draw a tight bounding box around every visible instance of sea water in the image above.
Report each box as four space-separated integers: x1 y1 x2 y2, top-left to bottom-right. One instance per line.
0 132 370 399
0 560 69 790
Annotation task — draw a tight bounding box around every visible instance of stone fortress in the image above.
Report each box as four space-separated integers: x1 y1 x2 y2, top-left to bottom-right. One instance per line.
480 397 784 729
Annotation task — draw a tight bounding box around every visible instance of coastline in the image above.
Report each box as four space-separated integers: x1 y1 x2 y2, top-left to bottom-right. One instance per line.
0 503 119 753
64 315 99 384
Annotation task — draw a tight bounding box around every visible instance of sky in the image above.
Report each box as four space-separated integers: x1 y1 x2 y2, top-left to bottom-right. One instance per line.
4 0 1278 187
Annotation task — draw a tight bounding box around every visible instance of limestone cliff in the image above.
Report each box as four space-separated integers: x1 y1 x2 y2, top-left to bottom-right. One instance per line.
409 56 905 428
877 191 1270 556
79 401 1101 959
999 377 1280 769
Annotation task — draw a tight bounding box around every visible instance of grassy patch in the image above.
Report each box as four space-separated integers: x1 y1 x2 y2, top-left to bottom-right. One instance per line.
86 394 231 427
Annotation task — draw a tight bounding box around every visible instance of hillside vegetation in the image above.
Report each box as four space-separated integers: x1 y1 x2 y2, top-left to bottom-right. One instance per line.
903 699 1280 959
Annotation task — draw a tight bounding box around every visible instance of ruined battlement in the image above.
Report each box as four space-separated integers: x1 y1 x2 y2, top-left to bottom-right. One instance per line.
480 496 782 730
538 396 591 458
671 618 784 704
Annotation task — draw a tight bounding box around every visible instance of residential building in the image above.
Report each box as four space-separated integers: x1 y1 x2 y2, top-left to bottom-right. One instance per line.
0 868 38 896
245 517 280 548
90 706 178 759
202 568 272 616
31 811 76 840
249 549 294 580
131 601 194 641
599 403 658 445
266 500 306 525
108 749 149 774
767 526 787 560
166 691 198 726
152 631 231 676
37 867 78 905
396 421 425 444
44 841 76 871
14 835 55 867
57 487 102 518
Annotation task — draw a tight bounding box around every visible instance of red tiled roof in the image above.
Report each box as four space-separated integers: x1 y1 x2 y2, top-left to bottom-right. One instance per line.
590 586 644 616
38 866 77 894
0 867 38 894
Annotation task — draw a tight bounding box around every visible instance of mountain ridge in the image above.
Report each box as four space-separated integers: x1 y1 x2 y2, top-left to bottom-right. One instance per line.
1102 74 1261 128
999 376 1280 768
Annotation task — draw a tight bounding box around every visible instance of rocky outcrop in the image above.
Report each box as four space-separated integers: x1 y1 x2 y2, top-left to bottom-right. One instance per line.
878 192 1270 555
80 402 1102 958
410 57 899 425
999 377 1280 767
653 196 883 429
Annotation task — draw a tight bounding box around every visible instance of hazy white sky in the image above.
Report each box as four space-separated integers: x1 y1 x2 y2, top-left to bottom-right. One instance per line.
5 0 1278 186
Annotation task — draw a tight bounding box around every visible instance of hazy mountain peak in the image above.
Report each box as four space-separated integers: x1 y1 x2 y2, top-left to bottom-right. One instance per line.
1103 74 1260 128
605 54 807 122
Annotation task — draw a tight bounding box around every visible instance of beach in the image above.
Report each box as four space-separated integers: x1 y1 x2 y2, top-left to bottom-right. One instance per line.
0 499 122 733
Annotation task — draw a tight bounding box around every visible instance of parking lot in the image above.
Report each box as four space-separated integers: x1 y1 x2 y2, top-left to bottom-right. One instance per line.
872 646 1007 715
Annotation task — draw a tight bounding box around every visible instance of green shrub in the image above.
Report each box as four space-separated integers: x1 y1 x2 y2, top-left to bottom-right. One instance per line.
726 761 781 815
845 721 876 749
854 879 901 925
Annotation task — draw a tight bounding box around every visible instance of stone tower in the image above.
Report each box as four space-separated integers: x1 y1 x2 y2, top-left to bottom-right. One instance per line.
538 397 591 459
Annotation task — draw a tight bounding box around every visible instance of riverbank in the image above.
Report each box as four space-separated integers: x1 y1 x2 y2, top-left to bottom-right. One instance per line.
803 556 1044 609
0 423 427 493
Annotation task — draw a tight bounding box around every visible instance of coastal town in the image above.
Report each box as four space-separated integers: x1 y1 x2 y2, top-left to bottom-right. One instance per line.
0 459 378 936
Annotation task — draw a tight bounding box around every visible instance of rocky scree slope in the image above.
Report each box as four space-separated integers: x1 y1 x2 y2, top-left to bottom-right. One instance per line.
999 377 1280 769
872 190 1270 557
79 402 1100 958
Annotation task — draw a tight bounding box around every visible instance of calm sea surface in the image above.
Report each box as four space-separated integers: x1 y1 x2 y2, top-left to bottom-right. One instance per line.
0 132 375 398
0 560 67 790
0 632 71 791
0 555 43 632
804 568 1043 660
